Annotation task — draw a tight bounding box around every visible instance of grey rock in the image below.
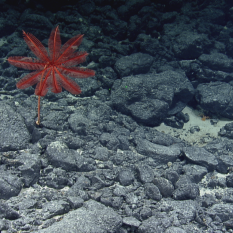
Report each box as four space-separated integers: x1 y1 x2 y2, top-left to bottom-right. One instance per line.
183 147 218 171
115 52 153 77
137 164 154 183
136 139 180 165
196 81 233 119
0 103 30 152
41 200 70 220
36 200 122 233
199 53 233 73
46 141 95 172
118 168 134 186
173 175 200 200
0 172 23 200
153 177 174 198
122 216 141 227
210 204 233 222
111 71 194 126
144 183 162 201
17 152 41 187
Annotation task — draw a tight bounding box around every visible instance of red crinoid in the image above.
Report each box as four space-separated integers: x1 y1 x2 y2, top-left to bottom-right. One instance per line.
8 25 95 125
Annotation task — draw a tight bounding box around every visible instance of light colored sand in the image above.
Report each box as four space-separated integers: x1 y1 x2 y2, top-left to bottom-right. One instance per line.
155 106 232 146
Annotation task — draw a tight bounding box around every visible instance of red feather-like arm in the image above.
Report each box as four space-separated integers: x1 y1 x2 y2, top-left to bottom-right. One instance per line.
49 67 62 94
48 25 61 61
56 51 88 67
8 56 45 70
23 30 50 62
35 68 53 96
35 68 62 96
16 70 45 89
57 34 84 63
54 67 82 95
58 66 95 78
